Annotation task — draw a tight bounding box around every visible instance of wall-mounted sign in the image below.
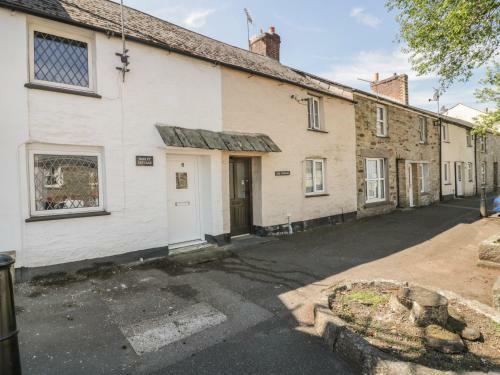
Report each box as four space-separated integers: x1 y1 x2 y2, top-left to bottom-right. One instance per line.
275 170 291 176
136 155 154 166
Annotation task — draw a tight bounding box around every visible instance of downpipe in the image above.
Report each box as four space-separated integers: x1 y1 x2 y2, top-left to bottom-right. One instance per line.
0 254 22 375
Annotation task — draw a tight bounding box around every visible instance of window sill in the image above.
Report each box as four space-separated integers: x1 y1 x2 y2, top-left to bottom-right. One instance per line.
419 142 428 145
307 128 329 134
305 193 329 198
364 200 391 208
26 211 110 222
25 83 102 98
444 183 452 186
376 135 389 138
442 140 450 143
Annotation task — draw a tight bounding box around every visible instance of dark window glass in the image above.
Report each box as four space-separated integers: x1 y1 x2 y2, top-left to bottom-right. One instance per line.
34 31 89 87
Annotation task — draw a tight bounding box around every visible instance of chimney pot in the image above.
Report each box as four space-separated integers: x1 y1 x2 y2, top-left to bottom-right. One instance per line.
374 72 379 82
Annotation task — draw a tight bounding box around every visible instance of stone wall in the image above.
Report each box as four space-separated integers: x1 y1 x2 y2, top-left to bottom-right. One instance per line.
476 133 500 193
354 93 440 218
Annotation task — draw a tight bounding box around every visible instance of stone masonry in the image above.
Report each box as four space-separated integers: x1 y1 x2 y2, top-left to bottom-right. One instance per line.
476 132 500 193
250 26 281 61
354 93 440 218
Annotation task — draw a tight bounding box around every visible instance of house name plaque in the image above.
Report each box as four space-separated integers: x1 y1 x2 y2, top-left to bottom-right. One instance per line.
136 156 154 166
275 170 291 176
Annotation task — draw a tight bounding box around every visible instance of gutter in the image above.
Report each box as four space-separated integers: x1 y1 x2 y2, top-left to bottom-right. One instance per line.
1 3 356 105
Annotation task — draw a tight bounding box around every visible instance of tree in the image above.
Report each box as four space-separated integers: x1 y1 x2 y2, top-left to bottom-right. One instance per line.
386 0 499 132
473 63 499 135
386 0 499 88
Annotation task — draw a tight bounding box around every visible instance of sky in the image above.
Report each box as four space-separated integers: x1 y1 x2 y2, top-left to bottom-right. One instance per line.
121 0 492 112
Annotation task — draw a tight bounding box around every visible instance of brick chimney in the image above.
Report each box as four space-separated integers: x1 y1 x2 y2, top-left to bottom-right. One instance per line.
250 26 281 61
370 73 409 105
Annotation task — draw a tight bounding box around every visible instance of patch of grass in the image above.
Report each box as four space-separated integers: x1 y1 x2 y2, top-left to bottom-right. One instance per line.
492 321 500 333
341 290 390 307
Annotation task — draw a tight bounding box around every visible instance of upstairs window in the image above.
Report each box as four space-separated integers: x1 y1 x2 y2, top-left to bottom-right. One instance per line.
29 150 103 216
376 105 388 136
365 158 386 203
307 96 321 130
442 123 450 142
479 135 486 152
466 130 472 147
30 24 93 90
419 117 427 143
305 159 325 195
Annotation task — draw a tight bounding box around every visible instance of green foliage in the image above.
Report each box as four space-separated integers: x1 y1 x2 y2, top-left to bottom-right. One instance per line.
341 290 390 308
386 0 500 89
473 63 499 136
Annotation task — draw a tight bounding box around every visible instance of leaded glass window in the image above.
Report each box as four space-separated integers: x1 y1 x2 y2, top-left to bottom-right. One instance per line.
33 154 100 212
34 31 89 87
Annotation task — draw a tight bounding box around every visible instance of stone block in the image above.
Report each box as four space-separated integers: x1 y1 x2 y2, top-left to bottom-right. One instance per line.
493 277 500 310
478 235 500 264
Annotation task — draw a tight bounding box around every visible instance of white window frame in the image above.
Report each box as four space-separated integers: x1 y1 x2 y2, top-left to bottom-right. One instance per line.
419 117 427 143
443 161 451 184
28 21 95 92
419 163 430 193
479 135 486 152
481 161 487 185
466 130 472 147
376 105 388 137
305 159 325 195
28 148 104 217
307 96 321 130
468 162 473 182
365 158 386 203
442 124 449 142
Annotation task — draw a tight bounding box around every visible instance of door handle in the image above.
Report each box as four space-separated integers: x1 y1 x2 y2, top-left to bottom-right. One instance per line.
175 201 190 206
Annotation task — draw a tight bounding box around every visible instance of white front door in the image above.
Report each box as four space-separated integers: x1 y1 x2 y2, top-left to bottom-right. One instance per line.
407 164 414 207
455 162 464 196
167 156 201 246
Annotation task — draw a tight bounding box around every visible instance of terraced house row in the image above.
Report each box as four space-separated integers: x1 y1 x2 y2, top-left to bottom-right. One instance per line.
0 0 498 278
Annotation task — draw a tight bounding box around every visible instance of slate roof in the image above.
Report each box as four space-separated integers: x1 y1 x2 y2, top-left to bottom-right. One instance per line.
155 125 281 152
0 0 353 101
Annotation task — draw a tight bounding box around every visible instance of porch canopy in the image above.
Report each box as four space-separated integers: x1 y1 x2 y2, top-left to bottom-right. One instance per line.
156 125 281 152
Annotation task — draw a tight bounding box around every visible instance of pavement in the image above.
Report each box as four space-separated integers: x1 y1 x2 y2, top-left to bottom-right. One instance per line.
14 196 500 375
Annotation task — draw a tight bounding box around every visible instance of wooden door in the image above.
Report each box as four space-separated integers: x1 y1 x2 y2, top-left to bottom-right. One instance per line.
229 158 252 236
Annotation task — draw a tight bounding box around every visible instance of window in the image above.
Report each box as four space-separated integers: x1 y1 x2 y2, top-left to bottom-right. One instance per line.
419 117 427 143
466 130 472 147
419 163 430 193
443 162 450 184
376 105 388 136
365 158 386 203
481 161 487 185
305 159 325 194
468 162 473 182
307 97 321 130
30 24 93 90
479 135 486 152
442 124 449 142
29 150 103 216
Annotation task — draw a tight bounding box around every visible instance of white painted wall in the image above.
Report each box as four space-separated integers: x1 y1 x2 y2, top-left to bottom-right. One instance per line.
441 123 476 197
0 11 223 267
444 104 484 124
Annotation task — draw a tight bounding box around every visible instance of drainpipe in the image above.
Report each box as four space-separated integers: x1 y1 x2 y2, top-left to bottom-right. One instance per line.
396 158 401 208
438 118 443 201
474 135 478 196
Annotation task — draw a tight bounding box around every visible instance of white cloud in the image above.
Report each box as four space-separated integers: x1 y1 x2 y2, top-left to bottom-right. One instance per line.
321 50 435 85
350 7 381 28
183 9 215 28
